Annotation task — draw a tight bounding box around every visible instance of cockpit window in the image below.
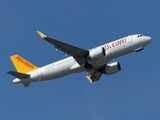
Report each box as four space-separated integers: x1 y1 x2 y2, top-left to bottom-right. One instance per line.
137 34 143 37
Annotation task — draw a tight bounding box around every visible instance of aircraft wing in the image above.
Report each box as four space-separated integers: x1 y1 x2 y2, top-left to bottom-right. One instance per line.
37 31 89 65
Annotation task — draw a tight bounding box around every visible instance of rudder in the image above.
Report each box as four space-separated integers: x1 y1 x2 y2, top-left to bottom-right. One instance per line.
10 54 39 73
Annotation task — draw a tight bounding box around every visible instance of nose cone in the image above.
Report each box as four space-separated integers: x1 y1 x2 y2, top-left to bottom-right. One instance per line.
143 36 152 47
145 36 152 44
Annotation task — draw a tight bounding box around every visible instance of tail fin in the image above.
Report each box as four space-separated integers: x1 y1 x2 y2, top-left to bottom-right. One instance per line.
10 54 39 73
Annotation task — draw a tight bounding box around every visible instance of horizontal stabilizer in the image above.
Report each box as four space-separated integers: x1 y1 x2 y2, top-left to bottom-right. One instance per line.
8 70 30 79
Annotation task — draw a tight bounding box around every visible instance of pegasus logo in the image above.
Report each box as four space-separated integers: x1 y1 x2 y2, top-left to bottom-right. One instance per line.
15 56 34 69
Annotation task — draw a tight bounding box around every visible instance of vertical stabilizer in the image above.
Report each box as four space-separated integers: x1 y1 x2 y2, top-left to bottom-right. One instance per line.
10 54 39 73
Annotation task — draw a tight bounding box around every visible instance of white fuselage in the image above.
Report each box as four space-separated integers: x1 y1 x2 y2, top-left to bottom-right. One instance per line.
13 34 152 84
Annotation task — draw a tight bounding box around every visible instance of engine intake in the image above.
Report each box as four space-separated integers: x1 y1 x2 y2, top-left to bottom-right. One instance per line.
88 47 105 60
105 62 121 75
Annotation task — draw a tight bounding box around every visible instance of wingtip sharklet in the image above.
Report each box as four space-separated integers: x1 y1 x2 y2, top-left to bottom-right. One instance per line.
86 76 92 83
37 30 46 38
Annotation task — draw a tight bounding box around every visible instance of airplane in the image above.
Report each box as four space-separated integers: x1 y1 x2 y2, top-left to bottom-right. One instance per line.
8 31 152 87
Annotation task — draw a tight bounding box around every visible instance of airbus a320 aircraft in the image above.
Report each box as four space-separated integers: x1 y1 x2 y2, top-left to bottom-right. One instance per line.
8 31 152 87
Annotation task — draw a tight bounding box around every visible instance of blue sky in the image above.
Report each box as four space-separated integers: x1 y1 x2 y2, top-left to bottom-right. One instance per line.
1 0 160 119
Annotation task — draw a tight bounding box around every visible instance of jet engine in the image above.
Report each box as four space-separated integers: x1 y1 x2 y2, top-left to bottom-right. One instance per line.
105 62 121 75
88 47 105 60
86 65 95 75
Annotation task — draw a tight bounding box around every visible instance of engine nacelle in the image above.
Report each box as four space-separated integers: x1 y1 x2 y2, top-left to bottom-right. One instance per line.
105 62 121 75
89 47 105 60
86 66 95 75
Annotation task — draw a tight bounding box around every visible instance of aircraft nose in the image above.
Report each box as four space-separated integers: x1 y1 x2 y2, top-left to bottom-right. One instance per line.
145 36 152 45
147 36 152 43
